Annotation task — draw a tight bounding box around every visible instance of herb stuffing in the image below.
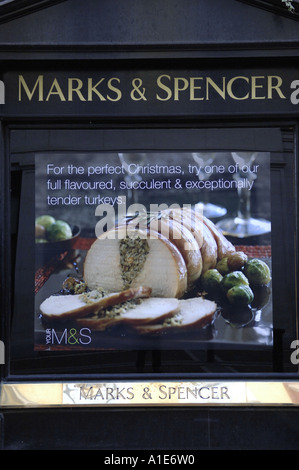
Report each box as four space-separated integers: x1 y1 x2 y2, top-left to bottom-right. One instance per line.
119 235 150 289
79 287 110 304
86 297 143 320
162 312 182 327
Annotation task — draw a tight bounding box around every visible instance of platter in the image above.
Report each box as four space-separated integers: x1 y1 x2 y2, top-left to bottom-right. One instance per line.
34 236 273 352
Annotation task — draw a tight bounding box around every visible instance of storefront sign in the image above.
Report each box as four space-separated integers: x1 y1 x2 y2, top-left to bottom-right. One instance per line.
2 382 299 407
3 68 299 117
17 73 286 102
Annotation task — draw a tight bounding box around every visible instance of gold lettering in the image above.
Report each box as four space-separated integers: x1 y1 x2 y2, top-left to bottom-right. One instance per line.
227 76 249 100
18 73 288 105
88 78 106 101
94 388 105 400
158 385 167 399
156 74 172 101
267 76 286 99
221 387 230 399
186 387 197 399
19 74 44 101
206 77 226 100
68 78 86 101
198 387 210 399
46 78 66 101
190 77 204 101
251 76 265 100
80 386 94 400
174 77 188 100
107 77 122 101
211 386 220 399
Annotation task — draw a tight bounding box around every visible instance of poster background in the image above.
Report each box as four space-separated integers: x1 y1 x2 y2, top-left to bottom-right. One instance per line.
34 150 272 352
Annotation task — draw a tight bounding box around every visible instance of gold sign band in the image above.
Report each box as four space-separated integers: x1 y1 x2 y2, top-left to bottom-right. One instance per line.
1 381 299 407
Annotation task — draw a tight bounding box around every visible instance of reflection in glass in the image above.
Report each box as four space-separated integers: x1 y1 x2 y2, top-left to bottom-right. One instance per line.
216 152 271 238
192 152 227 218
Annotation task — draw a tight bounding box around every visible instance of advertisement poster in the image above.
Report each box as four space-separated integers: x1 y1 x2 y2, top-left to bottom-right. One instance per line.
34 150 272 353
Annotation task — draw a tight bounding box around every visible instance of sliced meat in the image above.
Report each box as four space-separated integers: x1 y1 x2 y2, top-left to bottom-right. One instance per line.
135 297 217 334
75 297 180 331
159 215 203 286
39 286 152 321
84 226 187 298
176 207 218 272
162 207 204 250
130 213 203 287
200 214 235 260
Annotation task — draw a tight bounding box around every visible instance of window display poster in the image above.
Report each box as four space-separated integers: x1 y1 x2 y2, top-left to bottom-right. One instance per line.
34 150 272 353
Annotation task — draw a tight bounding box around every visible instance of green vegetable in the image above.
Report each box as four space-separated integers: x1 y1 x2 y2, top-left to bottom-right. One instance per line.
35 215 56 230
46 220 73 242
216 257 230 275
251 285 271 309
221 271 249 293
244 259 271 286
201 269 223 292
226 285 254 306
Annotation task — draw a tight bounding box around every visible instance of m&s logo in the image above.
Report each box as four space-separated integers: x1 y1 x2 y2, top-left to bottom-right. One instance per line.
46 328 92 346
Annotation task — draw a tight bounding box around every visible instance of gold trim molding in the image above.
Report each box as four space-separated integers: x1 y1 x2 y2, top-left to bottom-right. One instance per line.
2 381 299 407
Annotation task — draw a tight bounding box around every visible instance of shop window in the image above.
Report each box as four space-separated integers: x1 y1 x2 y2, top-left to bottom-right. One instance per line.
6 126 298 378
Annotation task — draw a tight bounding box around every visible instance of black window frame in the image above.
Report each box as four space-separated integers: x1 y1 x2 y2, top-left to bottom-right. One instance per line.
1 120 298 383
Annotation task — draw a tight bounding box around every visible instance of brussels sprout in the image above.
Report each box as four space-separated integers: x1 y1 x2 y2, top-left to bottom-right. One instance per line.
46 220 73 242
221 271 249 293
35 215 56 230
227 251 248 271
201 269 223 292
244 258 271 286
226 285 254 306
251 285 271 309
35 223 46 238
216 257 230 275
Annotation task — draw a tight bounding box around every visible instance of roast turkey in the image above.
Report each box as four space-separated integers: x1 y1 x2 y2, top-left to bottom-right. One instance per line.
126 213 203 287
84 208 234 299
39 207 232 334
84 226 188 298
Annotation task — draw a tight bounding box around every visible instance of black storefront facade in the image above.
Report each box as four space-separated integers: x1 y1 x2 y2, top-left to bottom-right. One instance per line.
0 0 299 450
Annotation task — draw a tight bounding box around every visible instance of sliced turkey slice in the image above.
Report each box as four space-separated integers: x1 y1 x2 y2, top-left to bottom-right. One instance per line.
156 215 202 286
196 213 235 260
127 213 202 287
39 286 152 321
162 207 204 249
165 207 217 273
75 297 180 331
84 226 187 298
135 297 217 334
